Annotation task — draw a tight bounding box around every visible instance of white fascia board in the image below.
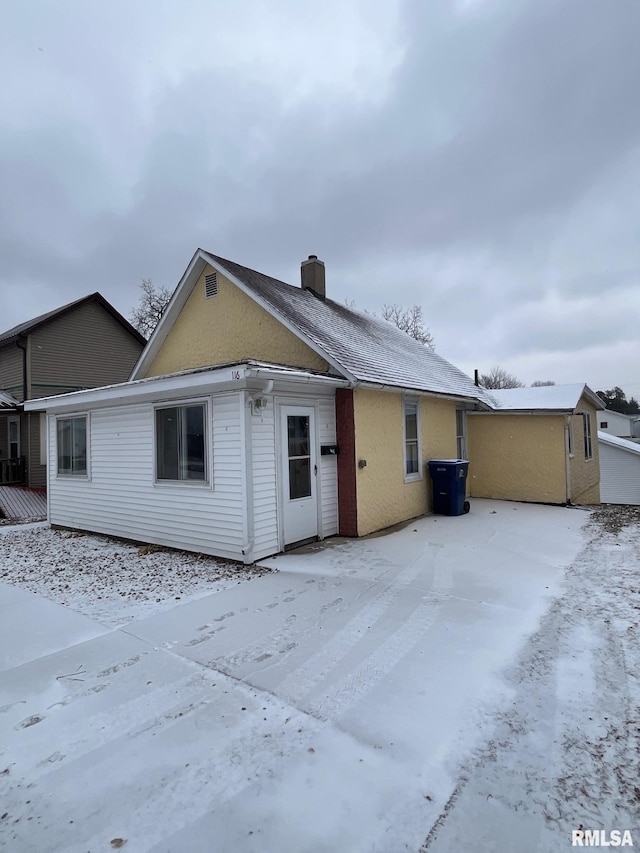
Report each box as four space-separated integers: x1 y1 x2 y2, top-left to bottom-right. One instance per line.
245 364 349 389
582 385 606 410
25 365 248 413
25 364 348 414
130 250 208 380
203 253 356 384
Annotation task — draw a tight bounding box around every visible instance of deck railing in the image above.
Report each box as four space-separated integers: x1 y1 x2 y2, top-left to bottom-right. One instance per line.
0 456 26 485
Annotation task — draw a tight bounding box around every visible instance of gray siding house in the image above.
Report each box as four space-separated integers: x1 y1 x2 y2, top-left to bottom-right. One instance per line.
0 294 146 488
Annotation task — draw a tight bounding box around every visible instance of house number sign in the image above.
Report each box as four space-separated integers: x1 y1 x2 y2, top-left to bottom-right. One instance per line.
231 370 241 380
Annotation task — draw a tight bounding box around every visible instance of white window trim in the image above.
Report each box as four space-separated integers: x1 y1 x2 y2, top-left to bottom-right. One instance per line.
582 411 593 461
153 397 211 487
403 396 422 483
567 419 574 458
456 409 467 460
55 413 90 480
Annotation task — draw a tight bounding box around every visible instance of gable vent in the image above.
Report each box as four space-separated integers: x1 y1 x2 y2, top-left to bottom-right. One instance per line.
205 272 218 298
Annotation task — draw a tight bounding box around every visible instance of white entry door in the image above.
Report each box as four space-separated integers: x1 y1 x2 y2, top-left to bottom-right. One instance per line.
280 405 318 546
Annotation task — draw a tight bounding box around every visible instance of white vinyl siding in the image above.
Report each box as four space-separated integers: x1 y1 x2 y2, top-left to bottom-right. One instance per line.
318 395 338 537
599 442 640 505
47 393 246 561
251 400 278 560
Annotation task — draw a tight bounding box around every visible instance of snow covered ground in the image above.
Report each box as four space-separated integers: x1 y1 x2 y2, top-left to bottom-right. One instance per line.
0 524 272 627
0 501 638 851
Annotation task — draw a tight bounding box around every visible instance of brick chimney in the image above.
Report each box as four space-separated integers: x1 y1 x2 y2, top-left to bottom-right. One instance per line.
301 255 325 300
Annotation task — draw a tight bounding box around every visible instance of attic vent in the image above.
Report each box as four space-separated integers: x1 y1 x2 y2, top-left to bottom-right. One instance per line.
205 272 218 298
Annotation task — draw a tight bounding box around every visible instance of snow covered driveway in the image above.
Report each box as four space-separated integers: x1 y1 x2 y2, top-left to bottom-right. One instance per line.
0 500 624 851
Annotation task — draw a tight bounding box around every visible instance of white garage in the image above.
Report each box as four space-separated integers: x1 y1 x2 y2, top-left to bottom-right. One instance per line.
598 431 640 505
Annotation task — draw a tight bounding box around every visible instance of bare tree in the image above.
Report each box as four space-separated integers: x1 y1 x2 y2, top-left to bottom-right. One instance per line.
381 303 435 348
479 366 524 390
531 380 555 387
130 278 172 338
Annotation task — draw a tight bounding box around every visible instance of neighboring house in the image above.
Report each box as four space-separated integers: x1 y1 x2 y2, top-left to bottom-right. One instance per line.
597 409 640 440
598 432 640 505
467 383 604 505
27 249 495 563
0 294 146 488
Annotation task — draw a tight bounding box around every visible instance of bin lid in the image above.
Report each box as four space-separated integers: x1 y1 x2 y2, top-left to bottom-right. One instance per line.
428 459 469 465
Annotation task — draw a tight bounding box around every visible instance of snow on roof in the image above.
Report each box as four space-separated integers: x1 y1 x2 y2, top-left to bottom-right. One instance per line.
598 431 640 456
487 383 604 412
206 253 492 404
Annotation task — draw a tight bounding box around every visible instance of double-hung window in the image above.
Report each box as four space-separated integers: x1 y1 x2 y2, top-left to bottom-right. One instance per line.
582 412 593 460
57 416 88 476
567 419 574 456
156 403 207 482
456 409 467 460
403 398 421 480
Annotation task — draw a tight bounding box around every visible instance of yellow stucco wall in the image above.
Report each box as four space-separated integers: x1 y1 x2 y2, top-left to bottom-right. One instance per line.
145 266 331 377
569 399 600 504
467 414 567 503
353 388 457 536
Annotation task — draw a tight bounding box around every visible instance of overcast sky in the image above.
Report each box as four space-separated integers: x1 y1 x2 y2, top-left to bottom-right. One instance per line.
2 0 639 398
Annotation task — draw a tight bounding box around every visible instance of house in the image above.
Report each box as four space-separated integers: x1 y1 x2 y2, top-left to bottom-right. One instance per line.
26 250 495 563
0 294 146 488
598 431 640 505
597 409 640 441
467 383 604 505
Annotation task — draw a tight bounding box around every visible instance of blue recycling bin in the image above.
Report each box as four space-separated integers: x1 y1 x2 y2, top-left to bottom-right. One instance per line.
428 459 470 516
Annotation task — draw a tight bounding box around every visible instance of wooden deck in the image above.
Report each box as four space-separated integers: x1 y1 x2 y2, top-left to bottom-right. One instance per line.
0 487 47 521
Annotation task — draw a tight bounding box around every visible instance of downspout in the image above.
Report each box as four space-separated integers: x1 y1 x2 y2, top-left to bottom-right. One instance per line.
564 415 572 505
241 391 255 564
16 335 28 403
16 335 28 486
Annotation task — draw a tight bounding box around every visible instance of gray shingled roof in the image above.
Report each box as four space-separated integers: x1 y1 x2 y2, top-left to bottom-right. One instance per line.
0 390 20 410
206 253 491 404
0 293 146 347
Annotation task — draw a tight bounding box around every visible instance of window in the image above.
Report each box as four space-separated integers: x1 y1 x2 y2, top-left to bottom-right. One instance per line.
8 416 19 460
403 398 420 479
57 416 87 476
456 409 467 460
156 403 206 482
287 415 312 499
582 412 593 460
567 420 574 456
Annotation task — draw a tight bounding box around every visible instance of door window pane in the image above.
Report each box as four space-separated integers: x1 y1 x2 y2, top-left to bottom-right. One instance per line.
404 401 419 476
288 416 310 457
289 458 311 499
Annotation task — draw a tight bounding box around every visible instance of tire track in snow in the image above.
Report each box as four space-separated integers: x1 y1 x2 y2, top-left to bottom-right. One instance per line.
277 548 442 705
308 597 441 721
